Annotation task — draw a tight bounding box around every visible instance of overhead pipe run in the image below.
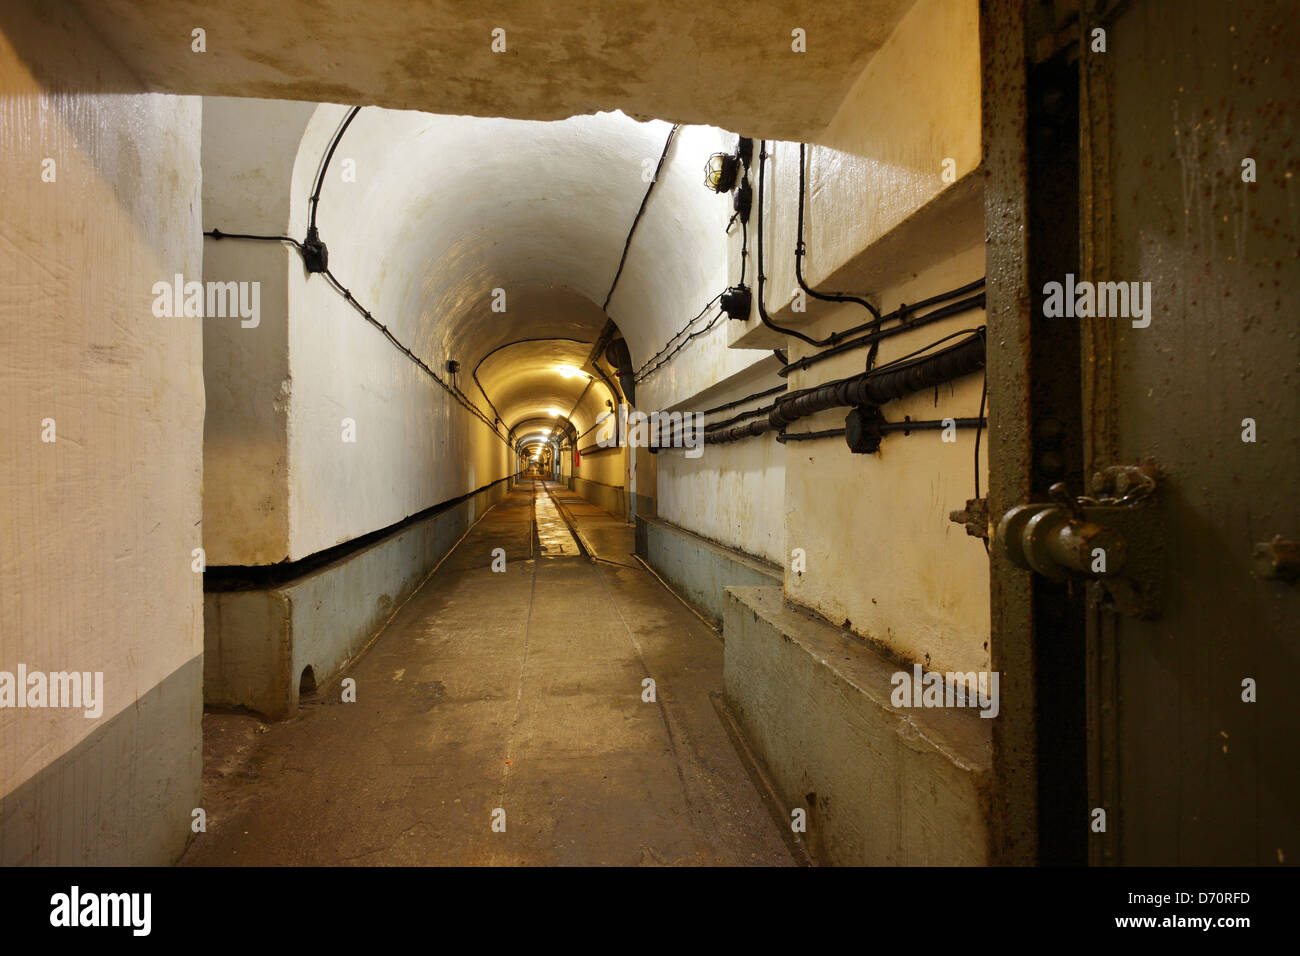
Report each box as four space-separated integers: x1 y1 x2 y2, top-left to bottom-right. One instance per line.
656 330 986 453
603 337 636 406
768 331 986 431
777 417 987 446
777 284 987 379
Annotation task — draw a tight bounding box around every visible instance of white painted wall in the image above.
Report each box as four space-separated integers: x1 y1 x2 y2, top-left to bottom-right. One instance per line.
0 15 203 821
657 433 786 566
202 98 316 565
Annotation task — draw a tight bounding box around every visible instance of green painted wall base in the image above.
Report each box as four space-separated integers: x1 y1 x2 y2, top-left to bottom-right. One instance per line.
204 480 508 720
635 514 782 628
724 586 992 865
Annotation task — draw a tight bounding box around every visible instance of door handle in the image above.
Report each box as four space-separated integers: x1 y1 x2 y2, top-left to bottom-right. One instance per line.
996 463 1164 618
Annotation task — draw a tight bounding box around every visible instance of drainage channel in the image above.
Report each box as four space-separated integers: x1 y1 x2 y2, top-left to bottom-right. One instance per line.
531 480 582 556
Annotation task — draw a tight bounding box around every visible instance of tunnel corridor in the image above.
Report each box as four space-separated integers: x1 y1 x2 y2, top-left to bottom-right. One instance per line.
186 482 793 866
1 1 1297 925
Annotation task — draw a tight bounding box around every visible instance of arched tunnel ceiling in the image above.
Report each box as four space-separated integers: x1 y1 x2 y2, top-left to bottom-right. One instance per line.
476 339 597 435
293 107 736 405
54 0 915 144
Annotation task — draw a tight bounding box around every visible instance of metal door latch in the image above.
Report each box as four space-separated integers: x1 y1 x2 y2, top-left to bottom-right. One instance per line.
997 460 1163 618
1253 535 1299 582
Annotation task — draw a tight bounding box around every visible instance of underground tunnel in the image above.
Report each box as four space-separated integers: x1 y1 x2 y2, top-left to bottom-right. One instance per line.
0 0 1296 930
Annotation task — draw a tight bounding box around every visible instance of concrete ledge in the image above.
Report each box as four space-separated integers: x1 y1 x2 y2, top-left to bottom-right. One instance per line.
723 586 992 865
573 475 625 520
204 479 508 719
636 514 782 628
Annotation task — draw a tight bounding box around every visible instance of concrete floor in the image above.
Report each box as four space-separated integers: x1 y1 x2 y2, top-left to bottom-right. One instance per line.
182 481 795 866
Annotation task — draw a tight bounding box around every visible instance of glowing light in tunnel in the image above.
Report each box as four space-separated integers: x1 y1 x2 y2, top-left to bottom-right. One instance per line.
557 365 588 379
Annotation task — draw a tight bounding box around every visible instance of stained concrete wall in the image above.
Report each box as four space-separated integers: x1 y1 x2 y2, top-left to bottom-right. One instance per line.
654 362 788 567
639 517 782 628
286 106 516 560
0 1 203 864
206 478 508 718
62 0 915 146
725 586 991 865
782 244 990 675
199 101 524 570
573 382 631 518
648 0 988 678
573 472 626 521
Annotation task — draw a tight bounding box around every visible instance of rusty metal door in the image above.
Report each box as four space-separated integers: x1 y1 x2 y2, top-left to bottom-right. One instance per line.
984 0 1299 865
1077 0 1300 866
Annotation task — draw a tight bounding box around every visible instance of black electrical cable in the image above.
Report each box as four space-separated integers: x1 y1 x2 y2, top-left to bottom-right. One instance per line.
656 331 986 449
633 293 725 383
701 383 787 416
201 230 508 440
664 330 982 448
758 141 986 361
471 336 594 428
320 265 509 444
826 326 986 386
770 331 985 428
577 418 606 441
309 106 361 232
777 428 846 443
603 124 679 312
753 141 885 349
704 401 780 433
204 228 303 249
820 276 987 347
974 370 987 501
738 215 748 287
778 292 986 378
633 293 722 379
564 377 596 436
636 309 724 381
975 368 989 554
206 104 508 447
755 142 824 347
795 142 882 328
776 417 987 444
